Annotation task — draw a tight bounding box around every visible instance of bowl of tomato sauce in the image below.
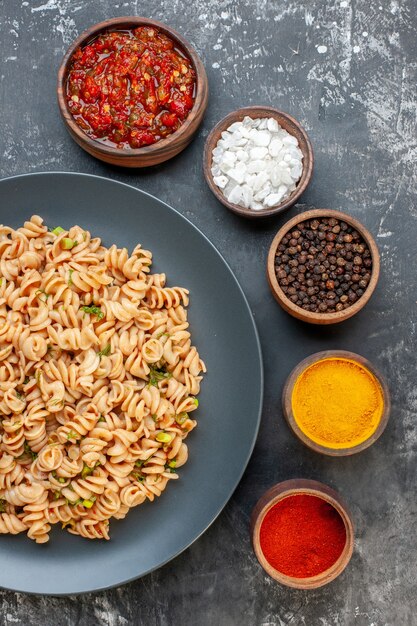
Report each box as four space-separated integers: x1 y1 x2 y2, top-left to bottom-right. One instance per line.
57 17 209 167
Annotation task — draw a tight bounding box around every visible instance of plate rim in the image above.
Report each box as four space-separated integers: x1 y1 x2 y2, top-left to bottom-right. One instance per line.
0 171 264 596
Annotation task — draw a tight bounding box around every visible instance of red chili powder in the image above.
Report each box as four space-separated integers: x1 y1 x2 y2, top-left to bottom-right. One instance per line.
259 494 346 578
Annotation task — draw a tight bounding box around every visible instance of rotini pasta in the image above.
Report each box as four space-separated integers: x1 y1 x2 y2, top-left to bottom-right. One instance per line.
0 216 206 542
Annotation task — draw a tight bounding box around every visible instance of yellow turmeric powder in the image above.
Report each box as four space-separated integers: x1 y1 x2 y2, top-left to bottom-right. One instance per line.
292 357 384 449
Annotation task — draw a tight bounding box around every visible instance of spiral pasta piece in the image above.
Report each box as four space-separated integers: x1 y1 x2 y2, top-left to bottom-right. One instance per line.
22 489 51 544
0 513 27 535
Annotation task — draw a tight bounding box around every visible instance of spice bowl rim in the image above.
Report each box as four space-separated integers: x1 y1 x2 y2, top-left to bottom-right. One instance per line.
203 106 314 219
57 16 209 168
282 349 391 457
266 208 380 323
250 478 355 589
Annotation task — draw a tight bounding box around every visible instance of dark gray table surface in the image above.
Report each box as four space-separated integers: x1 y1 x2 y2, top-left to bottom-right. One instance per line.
0 0 416 624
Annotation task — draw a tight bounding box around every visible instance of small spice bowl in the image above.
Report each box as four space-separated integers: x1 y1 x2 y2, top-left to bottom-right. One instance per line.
57 17 209 167
282 350 391 456
267 208 380 323
251 479 354 589
203 106 313 218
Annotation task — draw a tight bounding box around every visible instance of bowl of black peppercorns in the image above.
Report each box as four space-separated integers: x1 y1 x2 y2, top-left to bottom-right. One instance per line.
267 209 380 324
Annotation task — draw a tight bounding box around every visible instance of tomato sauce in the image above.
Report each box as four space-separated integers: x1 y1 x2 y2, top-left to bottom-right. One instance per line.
66 26 196 149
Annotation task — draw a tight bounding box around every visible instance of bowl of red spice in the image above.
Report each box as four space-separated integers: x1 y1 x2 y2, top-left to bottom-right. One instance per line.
267 209 380 324
251 479 354 589
57 17 208 167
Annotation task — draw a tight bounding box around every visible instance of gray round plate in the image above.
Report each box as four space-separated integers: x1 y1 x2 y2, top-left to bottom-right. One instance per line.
0 172 263 595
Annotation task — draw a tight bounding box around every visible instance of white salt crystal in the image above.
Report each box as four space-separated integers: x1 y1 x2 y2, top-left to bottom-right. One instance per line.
250 201 265 211
270 166 283 187
290 164 303 179
213 175 229 189
269 138 283 157
219 134 236 149
234 137 249 147
252 171 269 192
246 160 267 174
245 174 257 187
240 184 253 208
222 151 237 164
287 146 303 160
228 164 247 185
227 121 243 132
264 192 285 207
227 185 244 204
258 118 268 130
212 146 224 157
282 134 298 146
254 184 271 202
211 164 221 177
236 150 249 162
280 170 294 185
219 160 234 174
250 129 271 147
250 147 268 160
267 117 279 132
239 126 252 139
223 180 236 196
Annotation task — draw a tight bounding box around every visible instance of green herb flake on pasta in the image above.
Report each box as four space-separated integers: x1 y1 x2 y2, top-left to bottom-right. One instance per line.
81 305 104 320
35 289 50 303
98 344 111 358
81 463 94 479
148 366 172 387
24 441 37 460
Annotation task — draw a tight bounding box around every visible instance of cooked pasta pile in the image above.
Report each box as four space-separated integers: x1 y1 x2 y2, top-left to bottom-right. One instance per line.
0 216 205 542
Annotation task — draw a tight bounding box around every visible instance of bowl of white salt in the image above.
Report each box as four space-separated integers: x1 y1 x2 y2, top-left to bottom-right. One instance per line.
203 106 313 218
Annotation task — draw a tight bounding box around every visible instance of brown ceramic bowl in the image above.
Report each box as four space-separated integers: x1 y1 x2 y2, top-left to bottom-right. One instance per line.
251 479 354 589
203 106 313 218
57 17 209 167
282 350 391 456
267 208 380 323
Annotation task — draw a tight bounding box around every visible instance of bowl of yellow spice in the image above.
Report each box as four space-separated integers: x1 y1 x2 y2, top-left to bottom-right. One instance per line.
283 350 390 456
